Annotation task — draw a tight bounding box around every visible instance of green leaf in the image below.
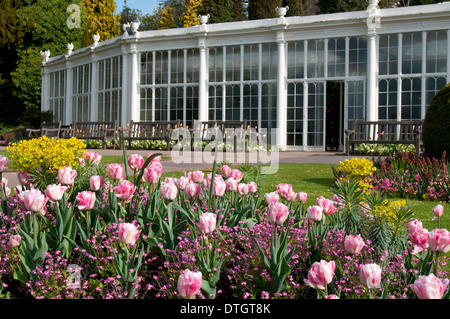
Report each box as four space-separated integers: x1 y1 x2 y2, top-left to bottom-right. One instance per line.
201 279 217 299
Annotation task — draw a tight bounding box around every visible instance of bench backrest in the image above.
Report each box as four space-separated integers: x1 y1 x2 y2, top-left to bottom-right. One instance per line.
351 120 423 141
42 121 62 138
72 121 117 138
126 120 181 138
191 120 248 139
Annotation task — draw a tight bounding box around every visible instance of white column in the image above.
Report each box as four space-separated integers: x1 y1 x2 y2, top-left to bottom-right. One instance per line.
198 36 208 121
276 29 287 150
366 33 379 122
130 43 139 122
65 61 73 126
366 0 380 123
90 53 98 122
121 45 129 127
41 66 50 113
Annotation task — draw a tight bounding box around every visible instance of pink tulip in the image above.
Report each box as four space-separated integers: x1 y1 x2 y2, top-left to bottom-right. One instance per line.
143 163 162 184
228 169 243 182
199 213 217 234
407 219 423 235
17 171 31 186
106 163 125 181
205 173 224 188
177 269 202 299
432 204 444 220
268 202 290 225
114 180 136 203
165 177 176 184
286 191 297 202
325 294 339 299
45 184 67 202
76 191 96 211
409 228 429 253
297 192 308 203
185 182 201 198
237 183 249 196
344 234 365 255
23 188 48 213
212 180 226 197
58 166 77 185
118 223 140 245
161 182 178 201
304 260 336 290
225 178 238 192
264 192 279 205
189 170 204 183
220 164 231 178
10 234 21 248
410 273 449 299
359 263 382 288
127 154 144 170
0 156 9 172
83 151 102 165
89 175 105 191
316 196 337 215
247 181 257 194
276 183 293 199
332 194 345 209
428 228 450 254
307 205 323 222
147 152 161 164
176 176 189 190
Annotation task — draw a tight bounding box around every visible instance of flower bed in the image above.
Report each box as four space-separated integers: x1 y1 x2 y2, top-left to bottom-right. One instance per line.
0 137 449 299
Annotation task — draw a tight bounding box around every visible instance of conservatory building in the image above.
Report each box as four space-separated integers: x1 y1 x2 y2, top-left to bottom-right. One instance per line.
40 1 450 151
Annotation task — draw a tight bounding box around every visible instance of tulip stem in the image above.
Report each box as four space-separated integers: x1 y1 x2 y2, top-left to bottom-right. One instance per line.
434 252 440 276
86 210 91 238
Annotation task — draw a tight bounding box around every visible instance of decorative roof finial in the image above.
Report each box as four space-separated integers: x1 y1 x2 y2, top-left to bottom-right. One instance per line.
276 6 289 18
122 22 130 36
199 14 210 25
40 50 50 63
66 43 74 57
91 33 100 49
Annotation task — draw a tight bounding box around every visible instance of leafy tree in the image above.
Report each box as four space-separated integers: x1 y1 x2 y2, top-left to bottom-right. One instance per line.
317 0 394 14
180 0 202 27
199 0 245 23
398 0 449 5
248 0 282 20
160 0 187 27
140 5 164 31
82 0 120 47
119 0 142 25
159 4 176 29
0 0 27 49
9 0 86 126
0 0 28 125
232 0 247 21
283 0 304 16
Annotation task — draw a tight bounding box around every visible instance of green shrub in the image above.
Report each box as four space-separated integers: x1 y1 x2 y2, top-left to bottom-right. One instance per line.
422 82 450 160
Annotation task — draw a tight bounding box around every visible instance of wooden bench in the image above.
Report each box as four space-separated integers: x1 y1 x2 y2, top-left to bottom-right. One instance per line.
66 121 118 149
189 120 248 152
120 120 181 150
345 120 423 157
26 121 62 139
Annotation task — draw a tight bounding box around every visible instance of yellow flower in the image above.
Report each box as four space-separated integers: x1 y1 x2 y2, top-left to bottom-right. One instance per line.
7 136 86 172
337 158 376 178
